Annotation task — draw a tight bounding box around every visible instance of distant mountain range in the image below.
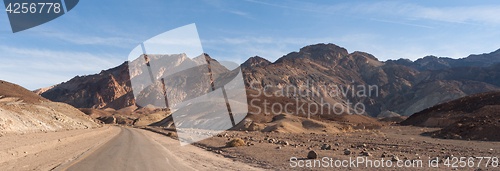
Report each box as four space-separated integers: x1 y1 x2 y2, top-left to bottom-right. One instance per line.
387 48 500 71
35 43 500 117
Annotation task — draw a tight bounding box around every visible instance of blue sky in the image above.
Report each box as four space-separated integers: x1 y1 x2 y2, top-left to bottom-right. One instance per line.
1 0 500 90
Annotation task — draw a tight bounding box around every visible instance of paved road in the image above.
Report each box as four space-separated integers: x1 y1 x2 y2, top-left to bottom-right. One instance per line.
61 127 194 171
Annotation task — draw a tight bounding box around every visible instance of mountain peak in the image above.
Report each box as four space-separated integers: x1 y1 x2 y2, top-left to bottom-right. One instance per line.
276 43 349 63
204 53 216 62
242 56 271 69
299 43 348 55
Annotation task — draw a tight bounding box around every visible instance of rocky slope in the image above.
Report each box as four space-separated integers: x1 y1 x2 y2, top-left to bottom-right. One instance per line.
401 91 500 141
36 62 134 109
0 80 99 134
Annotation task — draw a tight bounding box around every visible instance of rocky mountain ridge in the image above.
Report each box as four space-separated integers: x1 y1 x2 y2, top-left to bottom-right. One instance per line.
387 48 500 71
242 43 500 117
35 43 500 118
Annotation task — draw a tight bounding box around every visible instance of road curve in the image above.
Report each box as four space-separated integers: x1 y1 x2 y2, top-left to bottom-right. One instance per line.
62 127 194 171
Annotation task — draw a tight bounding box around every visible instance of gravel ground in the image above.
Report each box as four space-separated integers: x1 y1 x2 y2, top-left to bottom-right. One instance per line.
149 125 500 171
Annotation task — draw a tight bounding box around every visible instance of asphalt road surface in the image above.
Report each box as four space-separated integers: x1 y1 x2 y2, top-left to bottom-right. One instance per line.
61 127 194 171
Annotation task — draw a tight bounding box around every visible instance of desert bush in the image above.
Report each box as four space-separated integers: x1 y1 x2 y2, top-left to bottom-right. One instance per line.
226 138 246 147
167 132 177 137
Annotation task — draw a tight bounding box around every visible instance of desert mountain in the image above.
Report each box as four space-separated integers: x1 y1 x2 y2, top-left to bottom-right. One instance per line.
401 91 500 141
35 43 500 118
0 80 99 134
37 62 134 109
387 48 500 71
242 43 500 116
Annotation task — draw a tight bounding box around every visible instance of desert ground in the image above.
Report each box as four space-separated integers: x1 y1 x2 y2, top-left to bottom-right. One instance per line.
148 123 499 171
1 114 499 171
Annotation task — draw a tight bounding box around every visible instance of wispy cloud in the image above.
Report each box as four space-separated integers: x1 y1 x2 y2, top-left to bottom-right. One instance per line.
50 33 138 48
227 10 251 18
369 18 434 29
203 34 381 47
201 33 500 64
351 1 500 25
0 46 122 72
0 46 123 90
203 0 255 20
202 34 382 63
247 0 500 26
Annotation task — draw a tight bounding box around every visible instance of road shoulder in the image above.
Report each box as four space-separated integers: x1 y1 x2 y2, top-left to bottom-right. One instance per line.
0 126 121 171
138 128 266 171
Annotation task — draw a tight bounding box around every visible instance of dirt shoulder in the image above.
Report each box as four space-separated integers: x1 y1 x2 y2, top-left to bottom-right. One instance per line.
138 128 267 171
0 126 120 171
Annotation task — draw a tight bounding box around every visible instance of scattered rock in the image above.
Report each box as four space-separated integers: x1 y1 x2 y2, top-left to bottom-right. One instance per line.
307 150 318 159
344 149 352 155
358 144 367 148
321 144 331 150
392 156 399 161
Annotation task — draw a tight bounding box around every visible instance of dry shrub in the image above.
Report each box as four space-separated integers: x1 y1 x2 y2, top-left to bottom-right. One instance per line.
167 132 177 137
226 138 246 147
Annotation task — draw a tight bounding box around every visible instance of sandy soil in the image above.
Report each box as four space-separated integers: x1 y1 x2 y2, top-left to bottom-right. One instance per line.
0 126 120 171
148 125 500 171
